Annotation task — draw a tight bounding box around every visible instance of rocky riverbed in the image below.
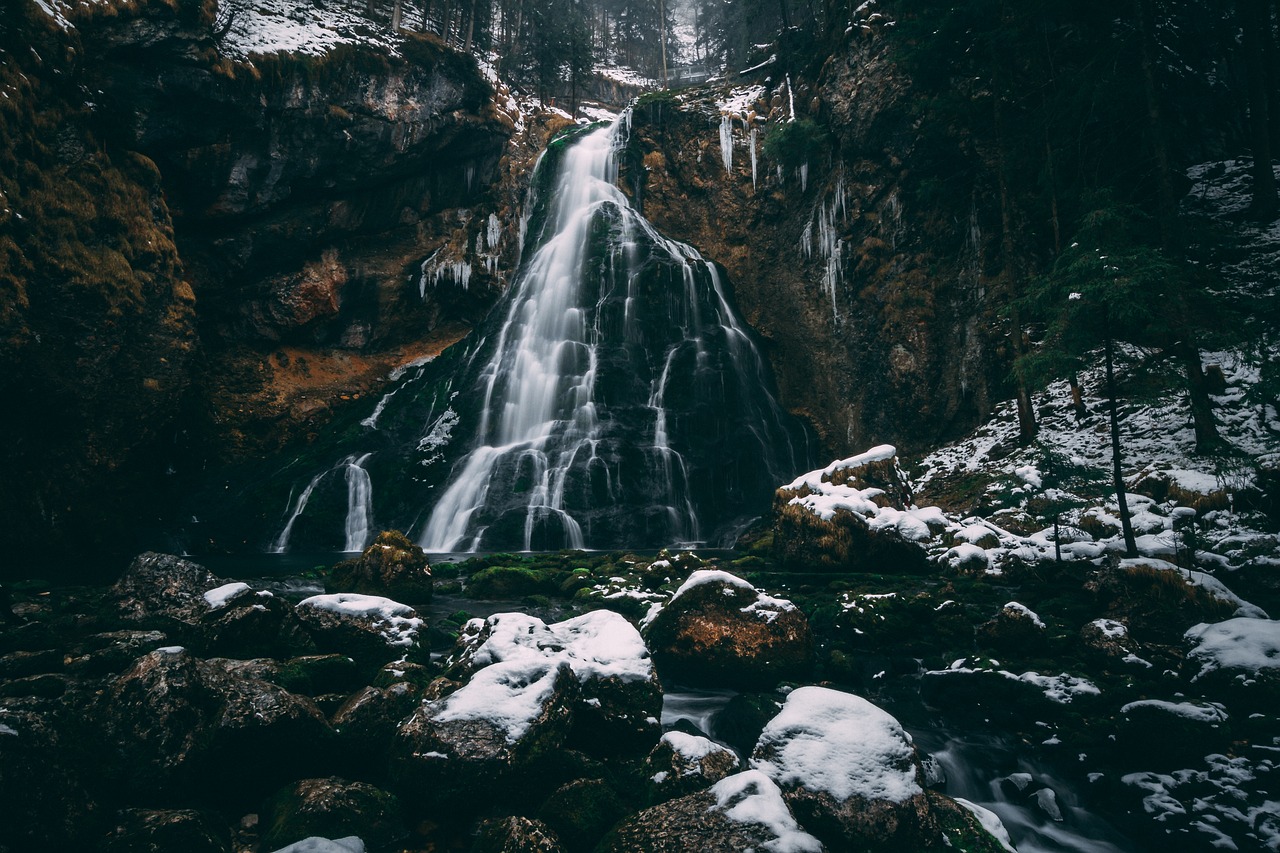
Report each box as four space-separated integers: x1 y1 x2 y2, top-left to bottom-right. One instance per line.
3 516 1277 851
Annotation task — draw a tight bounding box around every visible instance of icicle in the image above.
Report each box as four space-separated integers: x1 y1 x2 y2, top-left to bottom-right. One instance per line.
786 74 796 122
799 162 809 193
486 213 502 250
749 126 759 190
718 114 734 171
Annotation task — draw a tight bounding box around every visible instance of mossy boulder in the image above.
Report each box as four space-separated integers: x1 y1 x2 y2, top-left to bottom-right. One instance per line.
327 532 433 605
466 566 556 599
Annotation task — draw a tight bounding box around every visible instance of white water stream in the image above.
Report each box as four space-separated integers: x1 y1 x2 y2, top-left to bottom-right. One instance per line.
419 115 797 551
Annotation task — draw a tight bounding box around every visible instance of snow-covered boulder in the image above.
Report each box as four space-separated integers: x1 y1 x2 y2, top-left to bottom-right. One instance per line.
1184 617 1280 704
643 570 813 690
392 660 578 806
749 686 1010 851
644 731 741 804
601 769 822 853
1116 699 1233 768
260 777 404 853
975 601 1047 653
446 609 662 752
773 446 940 572
326 531 432 605
295 594 426 672
921 658 1101 723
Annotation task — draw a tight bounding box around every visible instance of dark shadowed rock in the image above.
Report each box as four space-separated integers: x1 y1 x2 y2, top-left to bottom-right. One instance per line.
331 682 420 766
261 777 404 853
106 809 231 853
644 570 813 690
200 588 317 659
472 816 565 853
0 699 103 849
328 531 433 605
537 778 630 851
109 552 222 629
95 647 332 803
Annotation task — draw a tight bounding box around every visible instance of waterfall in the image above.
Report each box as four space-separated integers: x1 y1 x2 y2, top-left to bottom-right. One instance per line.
270 470 326 553
343 453 374 552
418 115 806 552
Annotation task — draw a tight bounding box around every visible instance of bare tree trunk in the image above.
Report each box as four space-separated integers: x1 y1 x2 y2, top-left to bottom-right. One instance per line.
391 0 403 31
1105 334 1139 558
463 0 476 51
1174 339 1225 453
1069 373 1087 420
659 0 669 88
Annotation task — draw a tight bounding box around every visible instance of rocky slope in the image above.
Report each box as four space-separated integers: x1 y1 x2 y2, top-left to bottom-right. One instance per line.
622 27 1009 454
1 0 563 570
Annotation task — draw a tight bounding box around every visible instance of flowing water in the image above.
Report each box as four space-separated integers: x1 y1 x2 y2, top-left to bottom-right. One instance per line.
258 113 807 554
415 115 805 552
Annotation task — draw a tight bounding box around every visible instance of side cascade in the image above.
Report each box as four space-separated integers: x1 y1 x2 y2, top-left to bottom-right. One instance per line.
257 112 810 554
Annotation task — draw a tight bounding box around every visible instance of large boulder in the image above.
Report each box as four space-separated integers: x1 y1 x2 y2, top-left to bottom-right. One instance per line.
771 446 941 572
95 648 332 803
601 769 821 852
392 660 578 807
473 816 565 853
447 609 663 753
105 809 231 853
750 686 1008 851
643 570 813 690
109 552 222 629
1184 617 1280 706
261 777 404 853
295 594 427 673
327 532 433 605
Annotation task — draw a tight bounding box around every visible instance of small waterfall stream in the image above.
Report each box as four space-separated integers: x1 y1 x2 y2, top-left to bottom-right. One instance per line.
342 453 374 552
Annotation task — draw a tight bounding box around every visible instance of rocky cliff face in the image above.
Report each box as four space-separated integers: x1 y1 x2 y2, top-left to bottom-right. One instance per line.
623 31 1008 457
1 0 523 570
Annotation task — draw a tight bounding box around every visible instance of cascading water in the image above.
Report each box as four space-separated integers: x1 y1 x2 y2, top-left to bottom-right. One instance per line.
418 114 807 552
241 113 809 554
343 453 374 552
270 470 325 553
